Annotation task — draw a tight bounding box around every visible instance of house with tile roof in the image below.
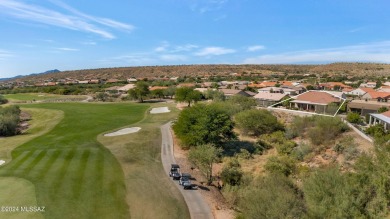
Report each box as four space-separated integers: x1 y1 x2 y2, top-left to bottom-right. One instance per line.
319 82 352 91
360 82 377 88
346 88 375 97
348 100 390 116
290 91 345 114
362 91 390 102
254 92 289 107
257 87 298 95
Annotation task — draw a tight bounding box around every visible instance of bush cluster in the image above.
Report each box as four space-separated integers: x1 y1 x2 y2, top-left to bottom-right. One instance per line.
0 105 21 136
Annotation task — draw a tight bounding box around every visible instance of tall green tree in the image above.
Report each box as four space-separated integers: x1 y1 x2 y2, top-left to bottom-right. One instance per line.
173 103 235 147
175 87 202 106
163 86 176 99
188 144 222 184
128 81 150 102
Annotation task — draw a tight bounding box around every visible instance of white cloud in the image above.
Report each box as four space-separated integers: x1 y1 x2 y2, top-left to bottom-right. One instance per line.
82 41 97 45
99 54 155 65
0 50 14 60
194 47 236 56
189 0 229 14
243 41 390 64
247 45 266 52
172 44 198 52
160 54 188 61
49 0 134 32
154 41 170 52
57 47 79 51
0 0 134 39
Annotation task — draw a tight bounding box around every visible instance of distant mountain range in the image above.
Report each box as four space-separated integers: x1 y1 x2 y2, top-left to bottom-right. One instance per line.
0 69 60 81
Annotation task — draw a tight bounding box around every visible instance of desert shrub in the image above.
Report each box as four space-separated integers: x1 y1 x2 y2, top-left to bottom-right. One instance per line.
289 116 315 137
264 155 297 176
346 112 362 124
333 136 359 161
220 158 243 186
366 124 386 137
239 174 305 219
0 95 8 104
0 105 21 136
226 95 257 111
291 143 313 161
275 141 297 155
307 116 349 145
257 131 297 155
303 168 363 218
235 109 284 136
236 149 252 159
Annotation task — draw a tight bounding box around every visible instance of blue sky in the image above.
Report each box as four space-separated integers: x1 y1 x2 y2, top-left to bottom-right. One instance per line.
1 0 390 78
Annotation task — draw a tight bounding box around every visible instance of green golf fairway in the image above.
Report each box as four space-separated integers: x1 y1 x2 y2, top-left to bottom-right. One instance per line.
0 102 148 219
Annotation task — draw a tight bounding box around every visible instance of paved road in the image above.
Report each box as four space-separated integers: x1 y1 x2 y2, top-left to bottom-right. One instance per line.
161 122 214 219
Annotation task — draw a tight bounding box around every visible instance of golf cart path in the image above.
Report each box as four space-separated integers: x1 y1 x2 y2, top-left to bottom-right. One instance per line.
161 122 214 219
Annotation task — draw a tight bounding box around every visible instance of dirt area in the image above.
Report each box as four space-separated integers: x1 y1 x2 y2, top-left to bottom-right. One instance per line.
172 130 235 219
176 102 188 110
18 110 32 133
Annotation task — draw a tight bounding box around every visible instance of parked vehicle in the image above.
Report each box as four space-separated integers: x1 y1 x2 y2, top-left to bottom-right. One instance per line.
179 173 192 189
169 164 181 180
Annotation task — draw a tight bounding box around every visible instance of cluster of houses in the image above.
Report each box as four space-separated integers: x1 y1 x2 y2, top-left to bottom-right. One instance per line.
2 74 390 131
189 80 390 132
95 79 390 132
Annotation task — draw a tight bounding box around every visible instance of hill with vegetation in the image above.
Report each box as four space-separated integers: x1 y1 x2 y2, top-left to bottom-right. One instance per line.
6 63 390 83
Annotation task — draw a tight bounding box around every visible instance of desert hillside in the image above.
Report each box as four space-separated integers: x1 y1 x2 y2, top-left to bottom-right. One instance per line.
6 62 390 83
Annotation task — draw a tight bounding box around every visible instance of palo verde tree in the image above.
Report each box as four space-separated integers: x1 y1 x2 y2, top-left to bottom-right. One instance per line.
174 87 202 107
188 144 222 184
173 103 235 147
128 81 150 102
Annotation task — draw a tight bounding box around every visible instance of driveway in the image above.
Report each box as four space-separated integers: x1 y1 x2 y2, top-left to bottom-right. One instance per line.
161 122 214 219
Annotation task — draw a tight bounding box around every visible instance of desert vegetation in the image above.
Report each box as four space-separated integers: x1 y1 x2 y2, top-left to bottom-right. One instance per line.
172 97 390 218
0 105 21 136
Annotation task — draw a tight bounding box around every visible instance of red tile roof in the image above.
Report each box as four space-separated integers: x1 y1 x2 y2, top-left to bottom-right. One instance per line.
260 81 277 87
294 91 341 104
360 88 375 93
367 91 390 99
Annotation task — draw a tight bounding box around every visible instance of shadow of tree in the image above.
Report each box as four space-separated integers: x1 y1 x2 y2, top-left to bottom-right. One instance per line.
222 140 256 157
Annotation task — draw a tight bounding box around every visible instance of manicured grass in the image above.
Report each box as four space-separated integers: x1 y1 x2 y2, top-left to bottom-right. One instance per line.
0 103 149 219
0 177 44 219
4 93 86 102
98 103 190 219
0 108 64 162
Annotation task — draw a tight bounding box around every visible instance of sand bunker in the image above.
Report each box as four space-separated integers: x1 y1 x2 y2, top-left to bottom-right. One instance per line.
104 127 141 137
150 107 170 114
0 160 5 165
